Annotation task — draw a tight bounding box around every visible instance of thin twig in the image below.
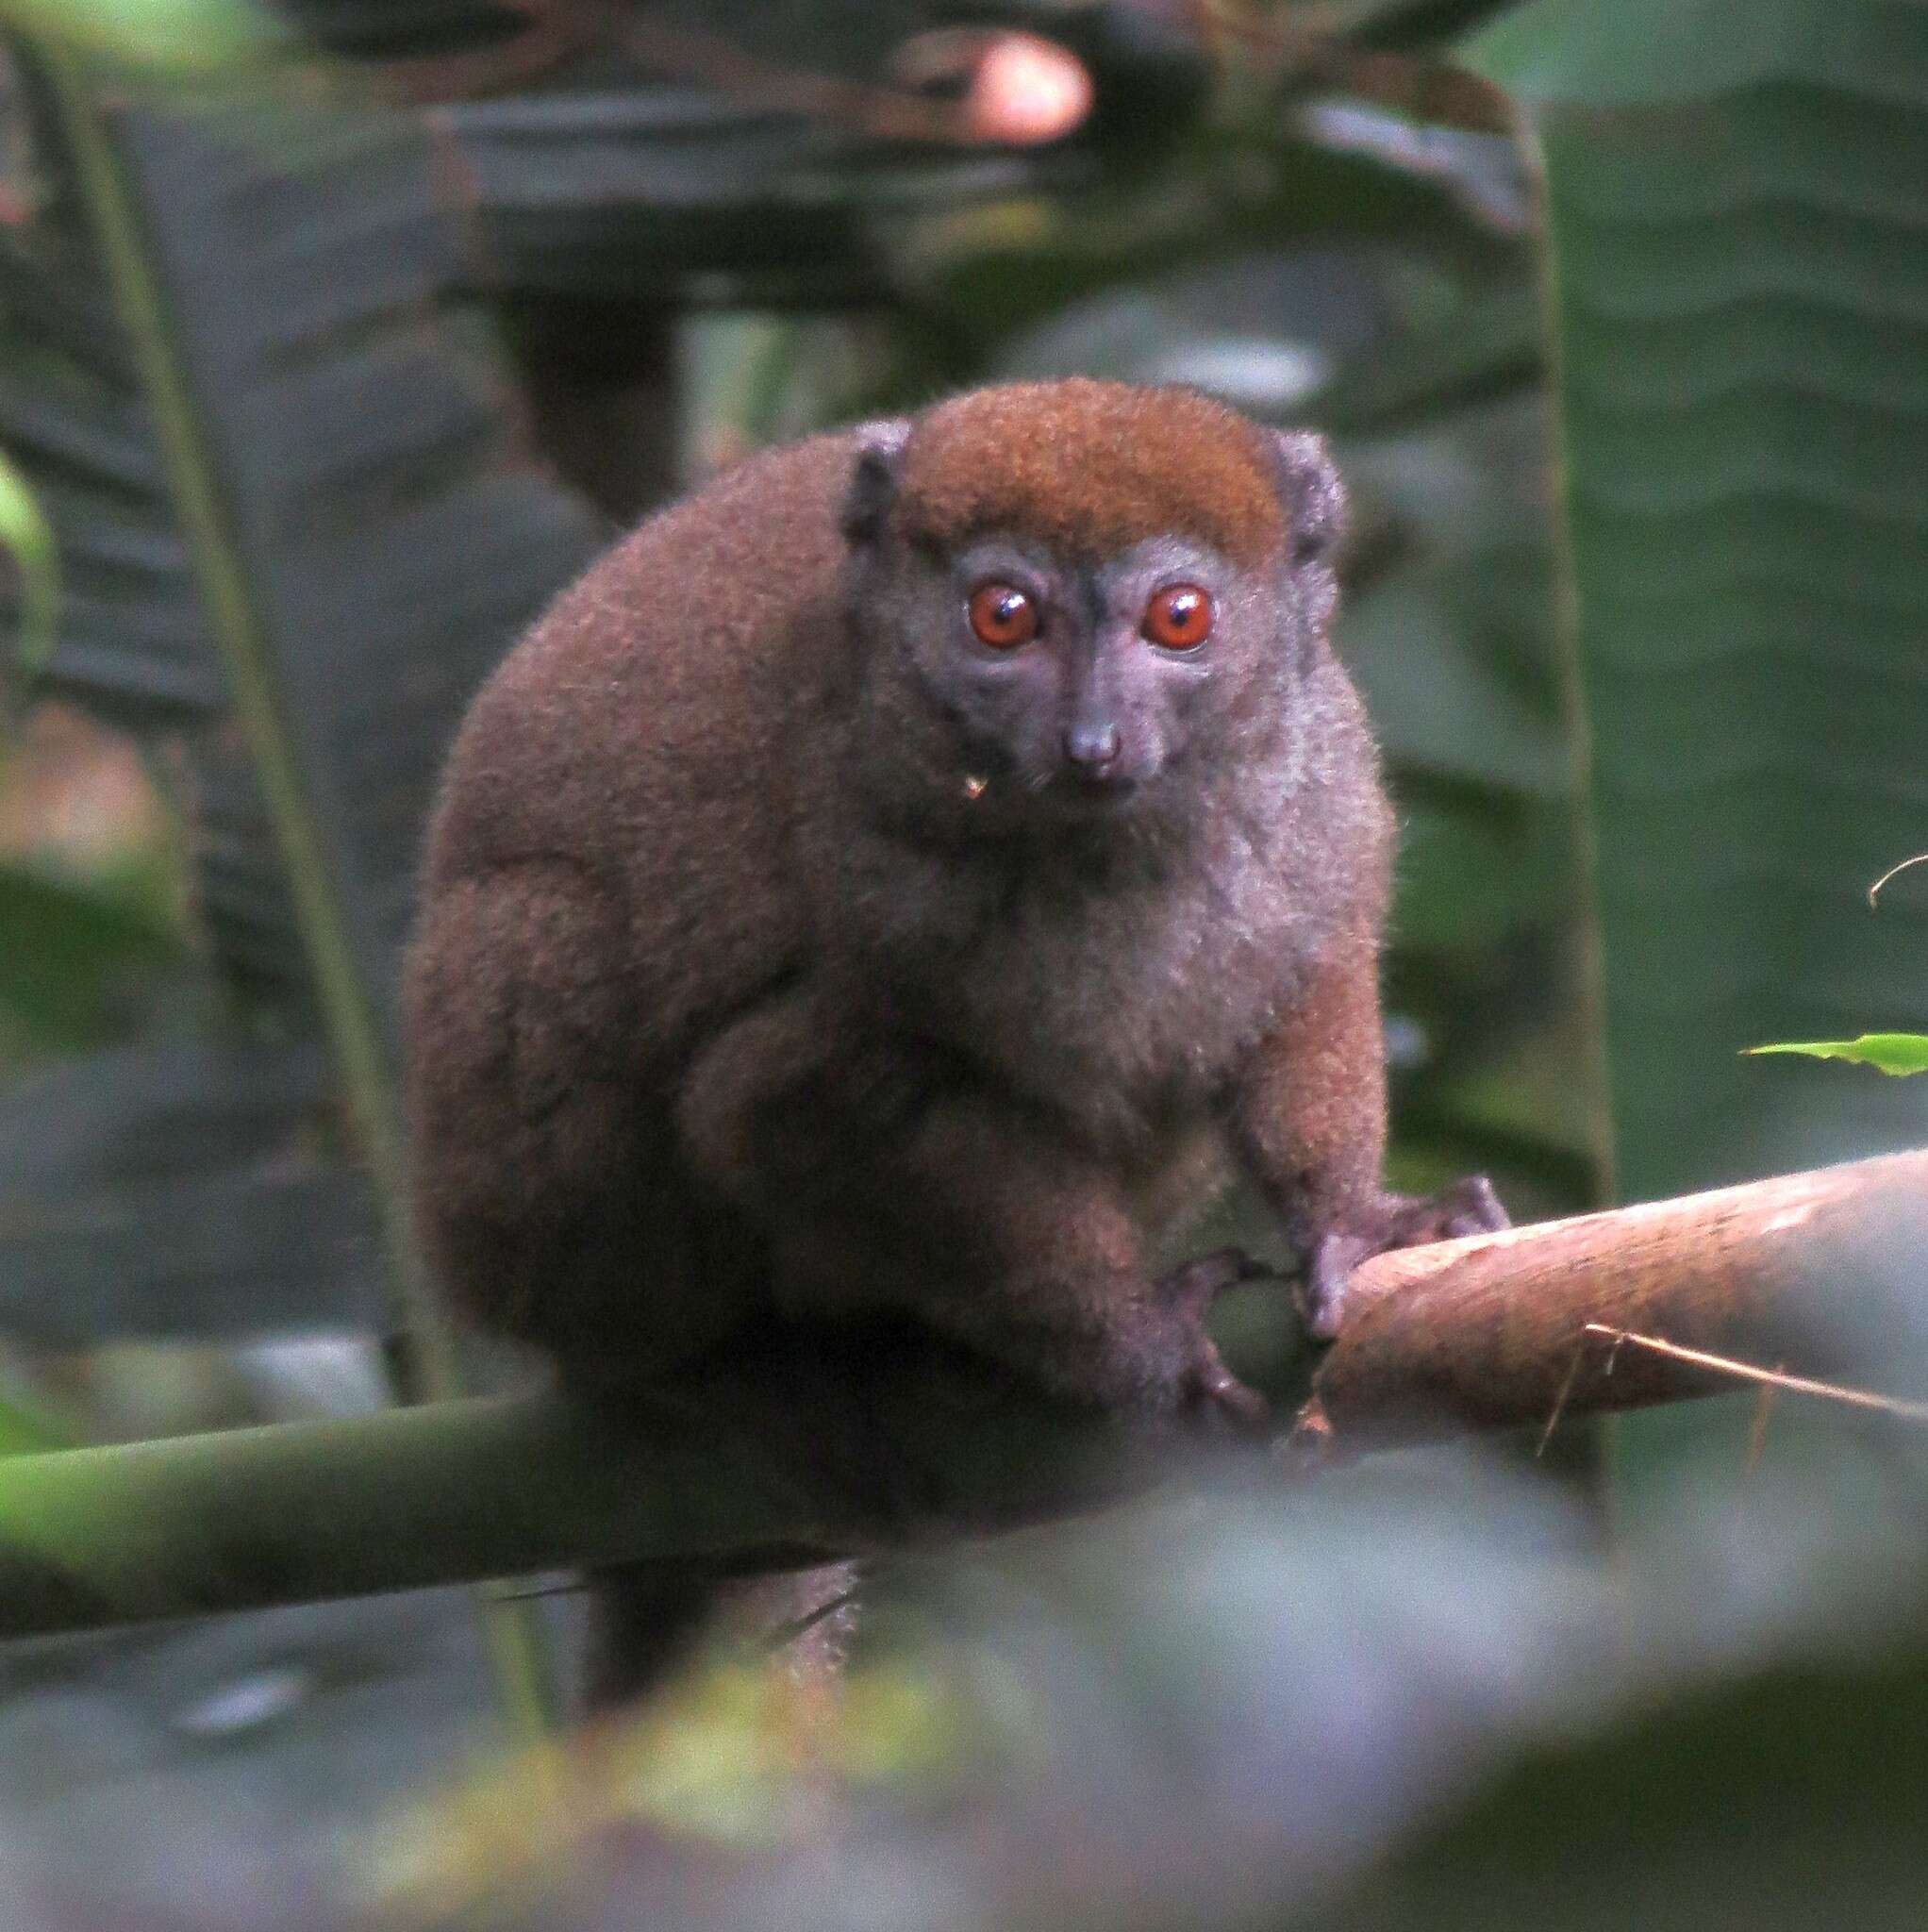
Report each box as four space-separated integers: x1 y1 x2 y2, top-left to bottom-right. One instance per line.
1535 1341 1585 1457
1744 1373 1782 1475
1581 1324 1928 1426
1869 853 1928 908
561 4 980 146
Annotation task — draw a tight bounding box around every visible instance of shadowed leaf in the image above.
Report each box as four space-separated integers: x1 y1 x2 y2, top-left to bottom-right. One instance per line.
1479 0 1928 1196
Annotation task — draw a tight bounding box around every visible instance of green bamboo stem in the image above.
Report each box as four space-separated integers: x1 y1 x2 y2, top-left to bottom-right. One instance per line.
0 1372 1122 1641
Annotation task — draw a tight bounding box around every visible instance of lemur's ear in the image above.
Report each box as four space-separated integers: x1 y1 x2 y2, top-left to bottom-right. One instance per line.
1272 429 1347 571
839 418 913 546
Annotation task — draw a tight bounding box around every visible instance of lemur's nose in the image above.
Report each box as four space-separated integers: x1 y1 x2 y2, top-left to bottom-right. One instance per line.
1063 722 1122 774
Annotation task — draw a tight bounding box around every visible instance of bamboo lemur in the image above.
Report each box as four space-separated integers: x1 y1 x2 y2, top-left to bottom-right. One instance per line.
404 378 1505 1702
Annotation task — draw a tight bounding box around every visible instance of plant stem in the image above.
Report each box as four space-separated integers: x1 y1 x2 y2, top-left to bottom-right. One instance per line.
37 43 556 1731
1 1149 1923 1639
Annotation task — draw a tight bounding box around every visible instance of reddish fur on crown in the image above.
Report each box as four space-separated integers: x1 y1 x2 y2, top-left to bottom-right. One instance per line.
891 378 1286 568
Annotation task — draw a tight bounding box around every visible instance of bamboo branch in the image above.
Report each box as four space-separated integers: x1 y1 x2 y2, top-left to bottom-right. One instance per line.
1298 1147 1928 1453
0 1338 1131 1642
1 1150 1924 1642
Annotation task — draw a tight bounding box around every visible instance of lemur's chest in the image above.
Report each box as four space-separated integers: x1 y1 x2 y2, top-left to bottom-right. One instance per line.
877 823 1329 1153
988 880 1289 1101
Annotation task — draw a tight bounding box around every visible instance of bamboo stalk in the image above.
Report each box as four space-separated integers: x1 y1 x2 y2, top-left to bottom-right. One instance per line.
1299 1147 1928 1451
1 1150 1923 1642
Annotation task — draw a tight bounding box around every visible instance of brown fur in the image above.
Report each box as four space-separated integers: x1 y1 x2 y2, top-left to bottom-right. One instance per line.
892 378 1286 568
403 380 1502 1708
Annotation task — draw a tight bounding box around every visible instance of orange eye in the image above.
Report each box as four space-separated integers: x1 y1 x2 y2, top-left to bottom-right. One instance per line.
968 582 1039 649
1142 583 1213 650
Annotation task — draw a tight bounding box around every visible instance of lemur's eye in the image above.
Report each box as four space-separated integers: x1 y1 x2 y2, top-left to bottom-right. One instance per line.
1142 583 1213 650
968 583 1039 649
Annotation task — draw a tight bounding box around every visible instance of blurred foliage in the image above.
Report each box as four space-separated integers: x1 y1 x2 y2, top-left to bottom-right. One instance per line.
0 444 57 677
0 0 275 68
0 857 179 1057
1332 1627 1928 1932
0 1372 68 1452
355 1424 1928 1931
370 1653 988 1922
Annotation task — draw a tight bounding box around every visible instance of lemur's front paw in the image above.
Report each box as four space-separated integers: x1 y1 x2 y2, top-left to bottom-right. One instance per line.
1303 1177 1508 1341
1155 1247 1273 1437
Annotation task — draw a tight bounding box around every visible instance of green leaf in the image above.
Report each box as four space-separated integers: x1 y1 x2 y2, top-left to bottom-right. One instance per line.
0 860 178 1051
1493 0 1928 1504
1511 0 1928 1201
0 445 59 680
1748 1035 1928 1077
1461 0 1880 106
